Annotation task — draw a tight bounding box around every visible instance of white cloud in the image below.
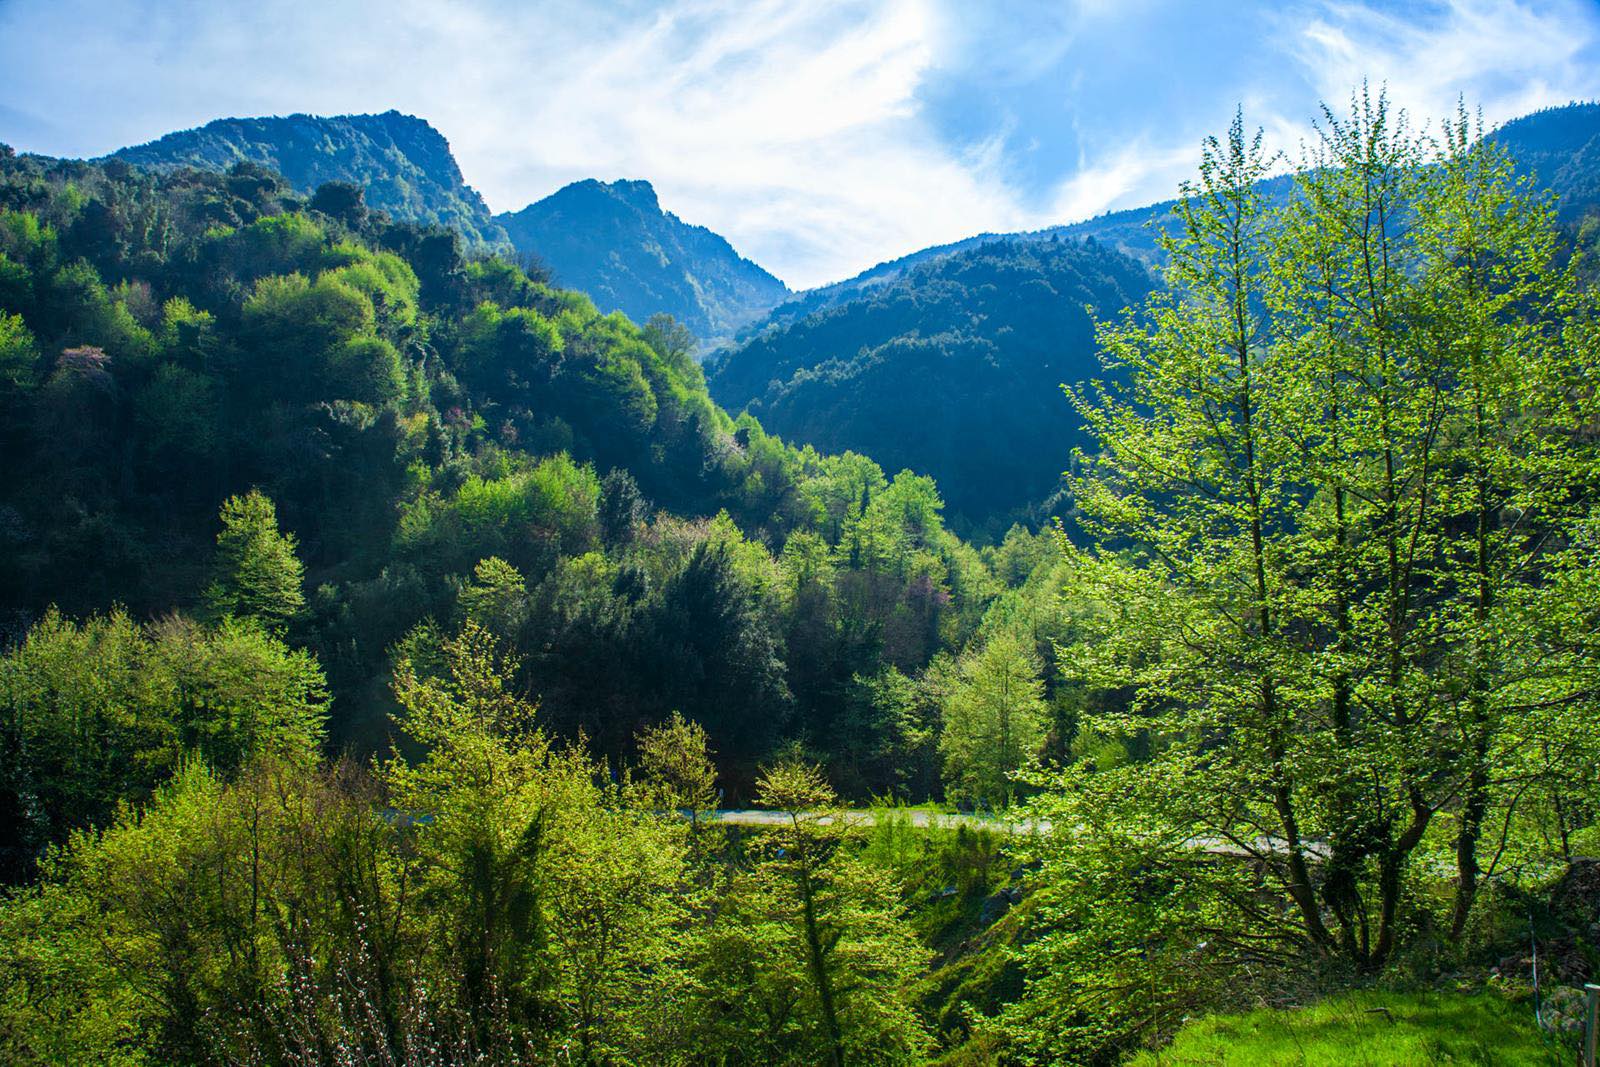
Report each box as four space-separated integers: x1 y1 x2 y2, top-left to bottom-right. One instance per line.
434 0 1043 287
1287 0 1600 131
1 0 1598 288
1045 141 1199 222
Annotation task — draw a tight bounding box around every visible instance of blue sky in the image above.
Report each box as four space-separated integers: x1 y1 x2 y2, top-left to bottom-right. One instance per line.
2 0 1598 288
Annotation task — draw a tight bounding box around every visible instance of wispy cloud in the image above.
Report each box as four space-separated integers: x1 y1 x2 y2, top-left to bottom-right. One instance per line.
0 0 1596 287
1288 0 1600 129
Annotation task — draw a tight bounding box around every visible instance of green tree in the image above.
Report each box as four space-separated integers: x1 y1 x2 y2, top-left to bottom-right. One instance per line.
205 489 306 631
699 759 930 1066
458 556 529 638
632 711 719 822
641 312 697 377
938 629 1047 809
1054 93 1599 985
388 623 695 1061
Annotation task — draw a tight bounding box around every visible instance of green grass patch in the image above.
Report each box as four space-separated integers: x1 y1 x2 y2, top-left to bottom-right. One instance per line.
1128 990 1561 1066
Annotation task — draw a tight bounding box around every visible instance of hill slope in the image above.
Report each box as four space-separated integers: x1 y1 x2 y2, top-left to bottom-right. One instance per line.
496 178 789 348
1490 100 1600 217
709 237 1152 530
110 110 508 248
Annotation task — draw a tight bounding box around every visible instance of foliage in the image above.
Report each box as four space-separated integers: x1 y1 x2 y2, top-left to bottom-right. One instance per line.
997 94 1600 1061
937 629 1047 810
204 489 306 631
0 607 325 879
0 143 999 796
697 759 934 1065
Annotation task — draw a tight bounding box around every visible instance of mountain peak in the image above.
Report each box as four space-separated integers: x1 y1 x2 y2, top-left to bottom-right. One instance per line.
553 178 661 213
109 111 507 248
608 178 660 211
497 180 786 348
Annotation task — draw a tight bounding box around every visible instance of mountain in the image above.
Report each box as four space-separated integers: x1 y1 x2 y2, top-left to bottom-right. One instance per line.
110 110 508 248
712 102 1600 533
107 114 791 344
1489 101 1600 218
708 237 1151 532
495 178 790 349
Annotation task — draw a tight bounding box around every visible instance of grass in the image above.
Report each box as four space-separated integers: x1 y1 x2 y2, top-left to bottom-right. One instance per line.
1127 990 1564 1066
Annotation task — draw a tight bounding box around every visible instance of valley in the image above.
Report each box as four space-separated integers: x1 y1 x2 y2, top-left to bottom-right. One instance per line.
1 63 1598 1067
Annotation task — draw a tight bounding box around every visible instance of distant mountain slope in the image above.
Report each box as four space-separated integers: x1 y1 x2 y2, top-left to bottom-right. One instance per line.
1490 101 1600 218
496 179 789 349
111 111 508 248
708 237 1152 531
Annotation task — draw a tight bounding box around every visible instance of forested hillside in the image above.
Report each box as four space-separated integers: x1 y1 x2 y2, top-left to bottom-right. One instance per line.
1491 100 1600 218
0 140 1078 1063
110 111 510 248
709 238 1152 530
0 145 1018 803
497 178 790 349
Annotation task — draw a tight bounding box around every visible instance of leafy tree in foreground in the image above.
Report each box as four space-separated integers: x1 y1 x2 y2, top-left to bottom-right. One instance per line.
699 758 931 1066
1036 90 1599 1033
388 623 696 1063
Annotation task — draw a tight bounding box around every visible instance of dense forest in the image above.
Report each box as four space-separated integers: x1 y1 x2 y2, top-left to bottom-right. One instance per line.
708 238 1151 531
1 91 1599 1065
0 140 1045 806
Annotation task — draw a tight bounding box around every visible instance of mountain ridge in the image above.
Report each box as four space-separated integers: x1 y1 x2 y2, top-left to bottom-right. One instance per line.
110 110 509 249
741 101 1600 337
106 112 793 347
496 177 790 350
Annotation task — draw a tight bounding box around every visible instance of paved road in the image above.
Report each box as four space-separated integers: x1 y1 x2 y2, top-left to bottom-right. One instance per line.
704 809 1324 861
705 809 1051 833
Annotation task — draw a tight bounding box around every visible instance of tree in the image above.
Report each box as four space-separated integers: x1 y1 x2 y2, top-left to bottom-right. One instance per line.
938 629 1047 809
698 758 930 1066
309 180 369 227
388 624 695 1061
205 489 306 631
1056 93 1598 981
641 313 696 375
458 556 529 638
648 539 791 786
598 467 648 548
632 711 719 822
